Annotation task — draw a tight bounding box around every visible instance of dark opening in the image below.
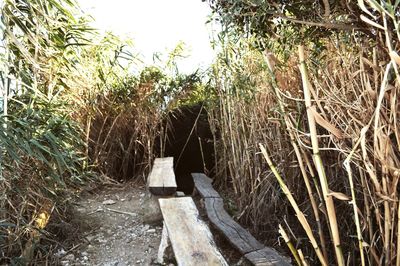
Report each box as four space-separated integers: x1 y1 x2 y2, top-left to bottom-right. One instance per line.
163 103 214 194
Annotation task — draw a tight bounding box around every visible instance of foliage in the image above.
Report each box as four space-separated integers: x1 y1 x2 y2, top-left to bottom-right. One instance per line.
206 0 399 51
0 0 96 263
2 94 87 182
0 0 208 263
4 0 399 265
208 34 297 242
87 51 210 181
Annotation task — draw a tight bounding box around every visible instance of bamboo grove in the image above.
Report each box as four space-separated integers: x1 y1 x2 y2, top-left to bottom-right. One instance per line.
0 0 204 263
1 0 400 265
208 1 400 265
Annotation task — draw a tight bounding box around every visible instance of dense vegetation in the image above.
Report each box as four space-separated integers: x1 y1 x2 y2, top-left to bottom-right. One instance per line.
207 1 400 265
1 0 399 265
0 0 204 263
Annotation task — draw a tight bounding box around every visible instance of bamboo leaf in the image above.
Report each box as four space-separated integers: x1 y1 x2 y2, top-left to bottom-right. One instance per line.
328 191 351 201
360 15 385 30
309 106 344 139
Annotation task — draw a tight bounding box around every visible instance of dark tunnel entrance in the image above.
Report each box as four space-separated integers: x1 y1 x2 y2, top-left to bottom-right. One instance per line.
163 104 214 195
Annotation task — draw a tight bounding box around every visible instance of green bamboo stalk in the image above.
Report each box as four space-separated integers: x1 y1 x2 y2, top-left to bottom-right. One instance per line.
260 144 328 265
279 224 302 266
264 53 328 260
298 45 344 266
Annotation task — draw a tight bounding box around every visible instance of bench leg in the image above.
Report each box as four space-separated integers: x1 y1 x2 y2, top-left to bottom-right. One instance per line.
157 222 170 264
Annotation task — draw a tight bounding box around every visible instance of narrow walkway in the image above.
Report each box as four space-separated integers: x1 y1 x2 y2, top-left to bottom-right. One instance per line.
55 183 163 266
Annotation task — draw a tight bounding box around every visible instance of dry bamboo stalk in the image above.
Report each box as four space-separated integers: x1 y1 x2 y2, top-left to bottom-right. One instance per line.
373 48 378 91
383 176 391 264
298 45 344 266
297 249 308 266
344 156 366 266
382 10 400 88
279 224 302 266
260 144 327 265
371 62 392 264
391 199 397 265
302 151 323 201
85 116 91 160
264 54 328 260
383 12 400 263
359 169 375 264
292 141 328 258
360 126 381 193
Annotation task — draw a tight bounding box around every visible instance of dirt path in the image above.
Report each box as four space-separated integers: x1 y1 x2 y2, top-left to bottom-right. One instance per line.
55 182 164 266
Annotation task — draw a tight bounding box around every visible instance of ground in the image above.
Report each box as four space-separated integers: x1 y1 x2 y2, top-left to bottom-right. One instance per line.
54 182 164 266
51 181 243 266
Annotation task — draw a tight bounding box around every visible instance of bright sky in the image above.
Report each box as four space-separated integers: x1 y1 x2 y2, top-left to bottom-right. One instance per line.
78 0 217 74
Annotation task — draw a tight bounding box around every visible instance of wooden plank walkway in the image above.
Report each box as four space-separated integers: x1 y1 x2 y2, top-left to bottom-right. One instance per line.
159 197 228 266
148 157 177 196
192 173 291 266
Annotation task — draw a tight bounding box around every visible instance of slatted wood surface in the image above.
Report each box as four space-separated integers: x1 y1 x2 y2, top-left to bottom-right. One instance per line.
192 173 291 266
159 197 228 266
148 157 177 196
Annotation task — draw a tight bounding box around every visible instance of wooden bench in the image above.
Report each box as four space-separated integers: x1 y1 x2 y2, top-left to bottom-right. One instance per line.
192 173 291 266
158 197 228 266
148 157 177 196
147 158 227 265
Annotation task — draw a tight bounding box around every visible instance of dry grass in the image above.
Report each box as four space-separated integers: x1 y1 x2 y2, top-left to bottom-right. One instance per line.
209 46 298 240
209 3 400 264
87 91 162 181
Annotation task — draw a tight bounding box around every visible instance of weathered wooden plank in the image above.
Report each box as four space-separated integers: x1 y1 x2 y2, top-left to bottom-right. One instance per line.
148 157 177 196
204 197 264 254
159 197 228 266
244 248 291 266
192 173 221 198
157 222 171 264
194 173 290 266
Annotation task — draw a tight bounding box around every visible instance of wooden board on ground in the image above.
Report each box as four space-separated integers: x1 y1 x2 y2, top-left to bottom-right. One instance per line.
204 197 264 254
193 173 291 266
244 248 291 266
148 157 177 196
192 173 221 198
158 197 228 266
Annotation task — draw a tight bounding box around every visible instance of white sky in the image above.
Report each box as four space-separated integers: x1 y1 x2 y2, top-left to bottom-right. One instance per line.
78 0 217 74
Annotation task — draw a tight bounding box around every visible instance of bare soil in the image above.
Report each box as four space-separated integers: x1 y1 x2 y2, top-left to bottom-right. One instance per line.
51 181 243 266
54 182 163 266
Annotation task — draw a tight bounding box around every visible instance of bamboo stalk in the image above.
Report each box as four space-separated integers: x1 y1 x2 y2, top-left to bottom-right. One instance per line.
260 144 327 265
279 224 302 266
298 249 308 266
383 176 391 264
344 157 366 266
359 169 375 264
298 45 344 266
85 115 91 166
264 53 328 260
